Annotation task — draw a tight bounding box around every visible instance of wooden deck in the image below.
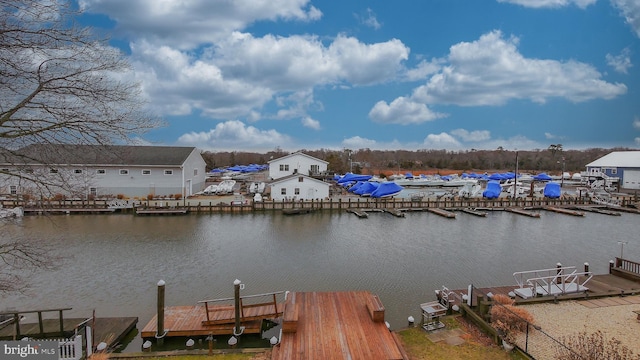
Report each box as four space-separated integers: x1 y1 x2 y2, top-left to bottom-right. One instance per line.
446 273 640 307
0 317 137 348
271 291 407 360
140 303 282 338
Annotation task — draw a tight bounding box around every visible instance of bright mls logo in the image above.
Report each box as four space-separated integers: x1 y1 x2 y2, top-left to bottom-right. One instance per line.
1 341 57 360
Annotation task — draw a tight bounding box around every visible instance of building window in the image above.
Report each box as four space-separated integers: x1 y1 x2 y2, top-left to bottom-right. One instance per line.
49 168 58 174
1 168 9 172
298 176 303 182
194 169 198 176
281 188 287 195
310 164 319 174
10 185 17 195
294 188 300 195
142 169 151 175
90 188 97 196
164 170 173 175
119 169 129 175
279 164 289 171
97 169 106 174
611 168 617 175
74 169 83 174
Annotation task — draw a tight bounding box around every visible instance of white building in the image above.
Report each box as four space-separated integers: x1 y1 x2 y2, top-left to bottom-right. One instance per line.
585 151 640 190
0 144 207 199
269 174 330 201
268 152 328 180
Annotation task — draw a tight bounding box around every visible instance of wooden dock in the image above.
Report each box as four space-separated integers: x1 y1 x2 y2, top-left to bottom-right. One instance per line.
426 208 456 218
573 206 622 216
136 207 189 215
0 317 137 348
346 209 368 218
282 208 315 215
383 208 405 217
506 208 540 218
544 206 585 217
459 208 487 217
272 291 407 360
22 208 116 215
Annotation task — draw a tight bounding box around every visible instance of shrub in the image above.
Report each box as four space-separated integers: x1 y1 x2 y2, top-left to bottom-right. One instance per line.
555 330 639 360
489 299 535 343
147 194 154 200
116 194 125 199
174 193 182 200
53 193 65 201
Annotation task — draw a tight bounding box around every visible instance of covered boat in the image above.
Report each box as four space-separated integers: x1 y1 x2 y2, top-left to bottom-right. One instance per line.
543 182 561 198
482 180 501 199
370 182 403 198
354 181 379 196
337 173 373 184
533 173 553 181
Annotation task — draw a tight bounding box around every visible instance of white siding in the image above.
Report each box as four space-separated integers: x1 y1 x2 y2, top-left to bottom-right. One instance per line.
270 175 329 201
268 153 328 180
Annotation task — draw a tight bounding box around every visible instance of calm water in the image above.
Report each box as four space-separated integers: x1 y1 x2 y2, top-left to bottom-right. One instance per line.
2 210 638 351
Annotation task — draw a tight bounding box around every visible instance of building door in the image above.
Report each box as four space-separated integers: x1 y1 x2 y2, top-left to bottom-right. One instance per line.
186 179 192 197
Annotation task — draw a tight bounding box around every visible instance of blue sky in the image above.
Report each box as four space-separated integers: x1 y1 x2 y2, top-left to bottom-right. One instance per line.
76 0 640 152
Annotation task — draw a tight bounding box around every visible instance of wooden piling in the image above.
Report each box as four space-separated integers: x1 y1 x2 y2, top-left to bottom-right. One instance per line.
157 280 165 345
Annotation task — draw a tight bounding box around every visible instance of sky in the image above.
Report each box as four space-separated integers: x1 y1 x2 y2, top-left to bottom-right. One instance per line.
75 0 640 152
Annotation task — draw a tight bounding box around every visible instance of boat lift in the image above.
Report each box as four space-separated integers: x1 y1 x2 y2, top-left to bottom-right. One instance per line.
420 286 452 331
512 265 593 299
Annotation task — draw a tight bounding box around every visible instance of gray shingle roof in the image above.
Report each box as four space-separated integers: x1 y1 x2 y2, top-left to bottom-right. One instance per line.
1 144 197 166
586 151 640 168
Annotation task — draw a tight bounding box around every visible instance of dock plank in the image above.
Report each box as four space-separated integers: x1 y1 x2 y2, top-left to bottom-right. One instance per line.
272 291 405 360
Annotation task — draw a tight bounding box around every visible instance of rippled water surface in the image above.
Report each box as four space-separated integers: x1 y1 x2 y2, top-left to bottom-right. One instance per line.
2 210 638 350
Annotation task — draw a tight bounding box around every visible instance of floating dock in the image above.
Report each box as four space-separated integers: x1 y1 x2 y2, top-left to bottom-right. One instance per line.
459 208 487 217
544 206 585 217
136 208 189 215
282 208 315 215
506 208 541 218
426 208 456 218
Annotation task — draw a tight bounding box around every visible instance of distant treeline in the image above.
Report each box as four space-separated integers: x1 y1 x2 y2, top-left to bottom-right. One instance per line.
200 146 634 176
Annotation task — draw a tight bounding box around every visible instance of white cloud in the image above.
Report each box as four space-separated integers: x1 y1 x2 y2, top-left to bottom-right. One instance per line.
342 136 378 149
450 129 491 142
422 133 462 149
413 30 627 106
369 97 447 125
496 0 596 8
404 59 443 81
633 117 640 129
79 0 322 49
357 8 381 30
611 0 640 38
177 120 291 151
301 116 321 130
636 137 640 145
545 132 558 139
606 48 633 74
130 32 408 120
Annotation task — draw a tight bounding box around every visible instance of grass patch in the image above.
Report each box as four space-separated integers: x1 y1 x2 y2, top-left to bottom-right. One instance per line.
398 316 528 360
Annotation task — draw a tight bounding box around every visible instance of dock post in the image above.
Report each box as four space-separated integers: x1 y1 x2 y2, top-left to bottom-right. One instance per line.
556 262 562 284
584 262 589 273
233 279 244 337
157 280 166 345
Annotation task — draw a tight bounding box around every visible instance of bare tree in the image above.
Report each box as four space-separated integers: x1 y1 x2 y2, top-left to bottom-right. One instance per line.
0 0 159 293
1 0 159 191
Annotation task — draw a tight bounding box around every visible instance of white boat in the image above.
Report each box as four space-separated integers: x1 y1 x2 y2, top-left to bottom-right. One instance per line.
215 178 236 194
203 184 219 195
0 206 23 218
458 182 483 198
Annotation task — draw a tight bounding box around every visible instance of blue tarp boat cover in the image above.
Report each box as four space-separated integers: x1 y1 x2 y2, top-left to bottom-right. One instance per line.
349 181 366 193
533 173 553 181
354 181 379 196
482 180 501 199
337 173 373 184
543 182 561 198
370 182 403 198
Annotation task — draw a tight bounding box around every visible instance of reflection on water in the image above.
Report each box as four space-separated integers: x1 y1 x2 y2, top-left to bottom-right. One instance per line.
2 211 638 351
